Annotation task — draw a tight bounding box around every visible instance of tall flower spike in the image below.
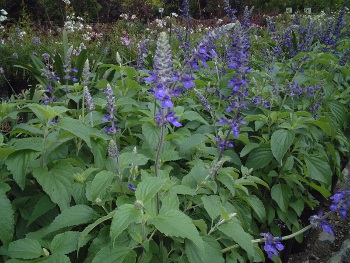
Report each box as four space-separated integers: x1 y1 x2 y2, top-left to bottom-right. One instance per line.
102 84 117 134
82 59 90 85
84 86 95 112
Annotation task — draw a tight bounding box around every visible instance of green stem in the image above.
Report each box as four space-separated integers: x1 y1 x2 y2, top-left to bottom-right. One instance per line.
221 209 333 254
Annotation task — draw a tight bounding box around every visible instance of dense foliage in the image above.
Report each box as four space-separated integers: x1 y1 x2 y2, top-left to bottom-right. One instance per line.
1 1 350 262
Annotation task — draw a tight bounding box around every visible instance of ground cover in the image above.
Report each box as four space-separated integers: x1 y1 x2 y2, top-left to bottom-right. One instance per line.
1 1 350 262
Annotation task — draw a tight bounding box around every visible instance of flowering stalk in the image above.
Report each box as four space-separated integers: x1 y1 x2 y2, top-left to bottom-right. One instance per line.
221 192 350 258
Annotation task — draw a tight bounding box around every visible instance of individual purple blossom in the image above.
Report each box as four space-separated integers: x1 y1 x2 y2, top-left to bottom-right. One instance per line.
31 37 41 45
128 184 136 191
214 135 233 151
309 212 334 235
260 233 284 259
155 110 182 127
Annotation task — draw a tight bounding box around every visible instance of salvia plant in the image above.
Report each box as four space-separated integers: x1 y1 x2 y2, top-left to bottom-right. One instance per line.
1 2 350 263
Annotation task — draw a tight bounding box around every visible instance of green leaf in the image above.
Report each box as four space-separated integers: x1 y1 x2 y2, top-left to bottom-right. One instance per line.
245 145 274 169
110 204 142 242
32 167 72 211
8 238 43 259
142 122 160 151
240 143 260 157
185 239 206 263
305 154 332 184
27 104 67 121
27 194 56 227
118 152 149 168
290 199 304 217
179 134 207 154
135 177 165 204
92 246 136 263
201 195 221 221
271 184 292 212
169 185 196 196
182 111 209 125
58 117 92 148
91 171 115 201
242 195 266 222
6 150 40 190
152 209 204 253
202 236 225 263
46 205 99 234
39 254 71 263
328 101 347 128
271 129 294 163
0 189 15 245
50 231 88 255
91 138 108 168
217 219 254 256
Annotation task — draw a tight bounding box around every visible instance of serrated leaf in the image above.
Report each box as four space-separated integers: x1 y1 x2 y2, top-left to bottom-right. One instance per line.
179 134 207 154
242 195 266 222
92 246 136 263
152 209 204 252
32 167 72 211
271 184 292 212
169 185 196 196
0 189 15 245
142 122 160 151
201 195 221 221
27 194 56 227
290 199 304 217
91 138 107 168
185 239 206 263
78 211 115 250
6 150 40 190
118 152 149 168
135 177 165 203
182 111 209 125
271 129 294 163
46 205 99 234
240 143 260 157
58 117 92 148
202 236 225 263
8 238 43 259
245 145 274 169
91 171 115 201
305 154 332 184
39 254 71 263
50 231 84 255
110 204 142 242
218 219 254 256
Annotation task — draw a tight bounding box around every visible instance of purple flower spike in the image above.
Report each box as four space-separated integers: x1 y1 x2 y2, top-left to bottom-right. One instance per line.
260 233 284 259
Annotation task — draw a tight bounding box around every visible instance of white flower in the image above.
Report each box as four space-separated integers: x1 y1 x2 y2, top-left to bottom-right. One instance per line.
1 9 8 15
171 12 178 17
62 0 71 5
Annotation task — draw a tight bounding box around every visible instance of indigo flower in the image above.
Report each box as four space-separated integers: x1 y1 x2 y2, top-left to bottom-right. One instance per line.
128 184 136 191
103 84 118 135
223 0 237 22
330 190 350 219
214 135 233 151
309 212 334 235
155 110 181 127
260 233 284 259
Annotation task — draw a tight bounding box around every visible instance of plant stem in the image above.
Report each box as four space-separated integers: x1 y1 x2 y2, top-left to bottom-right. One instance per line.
221 209 333 254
